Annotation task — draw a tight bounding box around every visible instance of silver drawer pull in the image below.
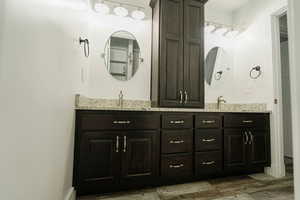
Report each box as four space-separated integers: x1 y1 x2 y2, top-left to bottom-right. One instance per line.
169 164 184 168
113 120 131 124
169 140 185 144
170 120 185 124
202 161 215 165
202 120 216 124
202 138 216 142
242 120 253 123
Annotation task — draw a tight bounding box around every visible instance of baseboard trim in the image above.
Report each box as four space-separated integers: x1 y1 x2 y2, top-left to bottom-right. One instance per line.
65 187 76 200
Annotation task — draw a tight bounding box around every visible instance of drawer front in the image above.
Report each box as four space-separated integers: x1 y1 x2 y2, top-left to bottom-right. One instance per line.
161 155 193 178
195 130 222 151
162 114 193 129
195 114 222 129
195 151 222 176
162 130 193 154
224 114 269 129
80 113 160 130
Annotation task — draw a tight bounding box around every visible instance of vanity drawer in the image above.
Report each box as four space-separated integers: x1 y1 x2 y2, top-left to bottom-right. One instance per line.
162 114 193 129
161 130 193 154
224 114 269 129
195 114 222 129
195 151 222 176
80 113 160 130
195 130 222 152
161 154 193 178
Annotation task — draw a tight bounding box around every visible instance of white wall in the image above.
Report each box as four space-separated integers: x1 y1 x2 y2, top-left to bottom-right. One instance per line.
288 0 300 198
0 0 88 199
232 0 287 108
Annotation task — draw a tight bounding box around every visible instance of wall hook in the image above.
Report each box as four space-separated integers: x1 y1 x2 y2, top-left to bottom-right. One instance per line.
79 37 90 58
250 65 262 79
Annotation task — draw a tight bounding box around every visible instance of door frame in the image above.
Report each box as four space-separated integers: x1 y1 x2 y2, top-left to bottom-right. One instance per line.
270 6 291 178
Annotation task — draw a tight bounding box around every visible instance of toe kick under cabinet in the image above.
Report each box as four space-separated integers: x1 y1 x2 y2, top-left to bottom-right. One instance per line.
73 110 270 196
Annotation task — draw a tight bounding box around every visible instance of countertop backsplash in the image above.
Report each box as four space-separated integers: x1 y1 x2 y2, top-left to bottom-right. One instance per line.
75 95 269 113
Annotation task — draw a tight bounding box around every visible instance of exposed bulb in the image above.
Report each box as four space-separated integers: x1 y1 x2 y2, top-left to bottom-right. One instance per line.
94 2 110 14
132 10 146 20
114 6 128 17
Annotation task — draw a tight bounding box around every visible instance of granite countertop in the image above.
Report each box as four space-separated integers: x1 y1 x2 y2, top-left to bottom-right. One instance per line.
75 95 271 113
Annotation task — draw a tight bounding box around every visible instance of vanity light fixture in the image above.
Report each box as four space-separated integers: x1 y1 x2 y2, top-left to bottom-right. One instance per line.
205 21 241 37
92 0 146 20
94 0 110 14
114 4 129 17
132 8 146 20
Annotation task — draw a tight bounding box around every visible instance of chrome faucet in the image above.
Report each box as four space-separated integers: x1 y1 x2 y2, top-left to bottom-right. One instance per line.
217 96 226 109
118 90 124 108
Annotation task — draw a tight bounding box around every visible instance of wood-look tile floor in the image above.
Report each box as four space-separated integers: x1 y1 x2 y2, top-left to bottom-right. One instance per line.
79 172 294 200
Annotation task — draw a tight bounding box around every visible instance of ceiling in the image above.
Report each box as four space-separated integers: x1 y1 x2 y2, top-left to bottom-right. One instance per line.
205 0 249 13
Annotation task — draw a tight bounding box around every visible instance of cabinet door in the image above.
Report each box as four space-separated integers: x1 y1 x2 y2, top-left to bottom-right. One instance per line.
160 0 184 107
121 131 159 182
78 132 121 194
248 130 270 167
224 129 248 171
183 0 205 108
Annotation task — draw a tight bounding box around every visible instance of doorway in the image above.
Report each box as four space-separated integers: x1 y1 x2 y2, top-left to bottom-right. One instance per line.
279 13 294 175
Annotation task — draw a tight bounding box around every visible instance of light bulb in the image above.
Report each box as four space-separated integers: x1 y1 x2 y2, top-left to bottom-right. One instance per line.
94 2 110 14
114 6 128 17
132 10 146 20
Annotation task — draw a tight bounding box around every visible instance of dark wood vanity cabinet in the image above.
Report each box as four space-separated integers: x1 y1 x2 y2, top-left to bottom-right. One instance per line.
224 114 271 172
74 111 160 195
150 0 207 108
74 111 270 196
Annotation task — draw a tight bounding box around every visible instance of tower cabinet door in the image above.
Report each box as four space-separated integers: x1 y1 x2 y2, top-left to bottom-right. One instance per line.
160 0 184 107
78 132 121 195
121 131 159 183
183 0 205 108
248 130 271 167
224 129 248 171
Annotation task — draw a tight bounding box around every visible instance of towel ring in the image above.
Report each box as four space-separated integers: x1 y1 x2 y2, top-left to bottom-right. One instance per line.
250 66 262 79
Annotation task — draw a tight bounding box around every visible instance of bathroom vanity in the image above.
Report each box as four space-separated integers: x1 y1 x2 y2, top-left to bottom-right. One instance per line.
73 109 270 196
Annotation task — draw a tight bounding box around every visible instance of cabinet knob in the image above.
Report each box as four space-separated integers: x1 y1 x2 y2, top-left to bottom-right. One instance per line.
170 120 185 124
169 164 184 168
116 136 119 153
184 91 188 104
202 161 215 165
113 120 131 124
242 120 253 123
202 138 216 142
123 136 127 152
179 90 183 104
202 120 216 124
244 132 249 144
169 140 185 144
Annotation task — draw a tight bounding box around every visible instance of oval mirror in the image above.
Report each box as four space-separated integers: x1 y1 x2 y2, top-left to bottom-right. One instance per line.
103 31 142 81
205 47 231 85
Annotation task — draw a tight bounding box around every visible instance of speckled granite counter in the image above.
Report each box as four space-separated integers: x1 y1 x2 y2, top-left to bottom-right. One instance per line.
75 95 271 113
